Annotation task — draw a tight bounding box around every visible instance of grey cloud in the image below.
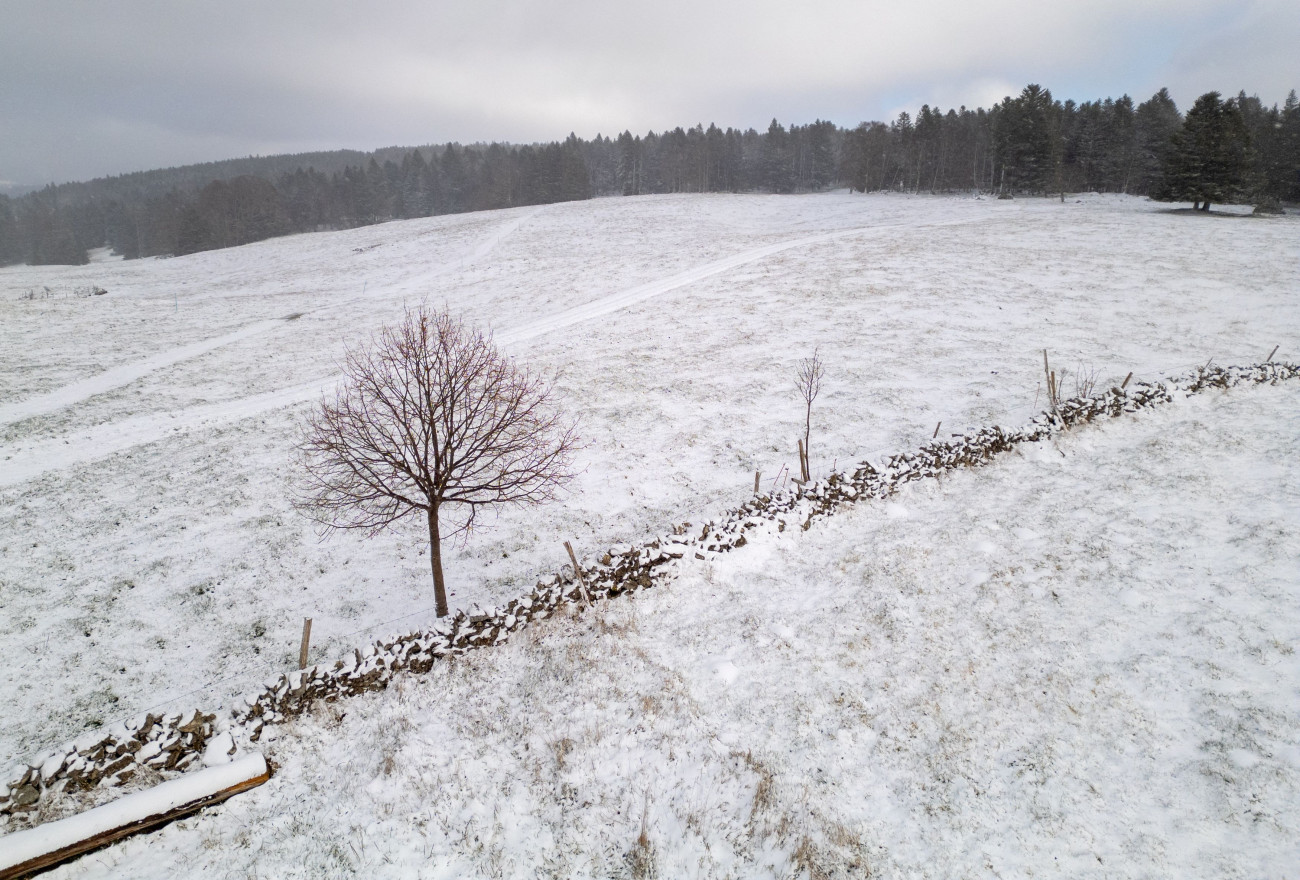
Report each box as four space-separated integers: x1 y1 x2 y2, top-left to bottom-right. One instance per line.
0 0 1294 184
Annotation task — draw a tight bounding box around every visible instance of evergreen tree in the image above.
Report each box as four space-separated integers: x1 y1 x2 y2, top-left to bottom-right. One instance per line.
439 144 467 213
805 119 838 190
888 111 914 190
762 119 794 193
1239 92 1297 204
616 131 643 195
1105 95 1138 193
560 134 591 200
175 203 209 255
994 84 1063 194
478 143 515 209
1134 88 1182 194
21 188 88 265
1155 91 1252 210
841 123 870 192
0 195 22 265
1282 91 1300 201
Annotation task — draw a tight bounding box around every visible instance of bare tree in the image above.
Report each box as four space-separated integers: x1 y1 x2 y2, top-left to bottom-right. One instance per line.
295 305 579 617
794 348 825 482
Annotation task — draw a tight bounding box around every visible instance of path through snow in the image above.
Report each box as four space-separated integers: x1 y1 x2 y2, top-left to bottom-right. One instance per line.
0 210 979 486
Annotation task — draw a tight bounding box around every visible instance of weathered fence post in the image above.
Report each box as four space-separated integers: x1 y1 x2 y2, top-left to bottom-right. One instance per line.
298 618 312 670
563 541 591 605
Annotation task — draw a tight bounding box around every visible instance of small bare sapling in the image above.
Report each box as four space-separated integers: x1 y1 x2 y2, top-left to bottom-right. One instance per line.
794 348 825 481
1073 364 1098 399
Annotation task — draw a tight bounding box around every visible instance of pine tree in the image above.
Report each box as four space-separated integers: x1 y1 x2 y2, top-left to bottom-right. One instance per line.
1282 91 1300 202
439 144 467 214
616 131 642 195
0 195 22 265
1155 92 1252 210
1134 88 1182 194
994 84 1063 195
762 119 793 193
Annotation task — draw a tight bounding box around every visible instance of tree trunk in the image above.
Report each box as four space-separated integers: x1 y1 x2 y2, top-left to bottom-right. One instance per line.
804 399 813 479
1200 202 1211 211
427 505 449 617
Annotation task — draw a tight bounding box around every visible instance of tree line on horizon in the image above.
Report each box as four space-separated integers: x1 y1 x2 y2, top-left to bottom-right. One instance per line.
1 84 1296 266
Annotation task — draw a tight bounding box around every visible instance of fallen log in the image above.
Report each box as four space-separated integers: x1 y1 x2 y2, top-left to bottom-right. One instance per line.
0 754 269 879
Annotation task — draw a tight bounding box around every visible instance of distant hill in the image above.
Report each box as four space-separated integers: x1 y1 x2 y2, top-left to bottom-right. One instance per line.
1 84 1294 266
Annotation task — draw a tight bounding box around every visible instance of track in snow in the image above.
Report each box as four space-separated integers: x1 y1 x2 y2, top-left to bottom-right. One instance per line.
494 214 980 345
0 208 544 432
0 213 981 487
0 318 289 428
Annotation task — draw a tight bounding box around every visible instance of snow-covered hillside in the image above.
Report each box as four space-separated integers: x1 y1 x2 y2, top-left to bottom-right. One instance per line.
37 374 1300 879
1 193 1297 873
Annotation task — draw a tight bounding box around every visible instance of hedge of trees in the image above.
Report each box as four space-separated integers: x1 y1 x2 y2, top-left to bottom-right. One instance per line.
1 85 1296 266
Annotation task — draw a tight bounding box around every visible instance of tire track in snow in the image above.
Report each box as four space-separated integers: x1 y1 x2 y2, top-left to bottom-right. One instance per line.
0 318 289 428
316 204 546 315
0 212 986 487
0 208 544 432
0 381 324 488
494 213 982 346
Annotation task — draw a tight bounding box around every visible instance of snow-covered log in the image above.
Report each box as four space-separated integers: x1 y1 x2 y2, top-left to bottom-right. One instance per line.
0 754 269 879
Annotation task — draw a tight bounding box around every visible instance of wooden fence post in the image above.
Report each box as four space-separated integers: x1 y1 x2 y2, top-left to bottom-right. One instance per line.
1265 345 1279 363
298 618 312 670
754 471 761 494
563 541 591 605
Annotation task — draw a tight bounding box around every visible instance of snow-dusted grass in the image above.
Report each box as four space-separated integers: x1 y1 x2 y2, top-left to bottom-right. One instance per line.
42 380 1300 879
0 192 1296 783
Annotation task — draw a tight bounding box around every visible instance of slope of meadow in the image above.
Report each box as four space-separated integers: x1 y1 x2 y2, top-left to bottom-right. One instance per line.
38 374 1300 879
1 193 1297 869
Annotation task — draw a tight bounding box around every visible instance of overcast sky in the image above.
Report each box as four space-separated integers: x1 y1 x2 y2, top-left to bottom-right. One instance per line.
2 0 1297 187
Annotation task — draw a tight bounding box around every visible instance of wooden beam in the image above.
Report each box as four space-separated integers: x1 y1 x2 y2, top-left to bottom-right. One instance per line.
0 755 270 880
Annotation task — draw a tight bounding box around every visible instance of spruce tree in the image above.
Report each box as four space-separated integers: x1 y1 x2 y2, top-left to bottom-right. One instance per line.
1155 92 1252 210
1283 91 1300 202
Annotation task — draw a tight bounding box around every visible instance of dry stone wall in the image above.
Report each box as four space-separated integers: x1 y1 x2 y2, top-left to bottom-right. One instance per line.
4 361 1294 824
0 709 226 822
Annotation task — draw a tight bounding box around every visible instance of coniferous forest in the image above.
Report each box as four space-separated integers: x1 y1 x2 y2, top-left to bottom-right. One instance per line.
1 84 1297 266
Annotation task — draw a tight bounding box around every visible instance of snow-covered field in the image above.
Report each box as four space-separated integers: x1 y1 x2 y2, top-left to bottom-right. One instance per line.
2 192 1298 874
35 376 1300 879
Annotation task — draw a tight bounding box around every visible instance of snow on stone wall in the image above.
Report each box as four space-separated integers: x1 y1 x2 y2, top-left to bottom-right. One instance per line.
0 710 222 821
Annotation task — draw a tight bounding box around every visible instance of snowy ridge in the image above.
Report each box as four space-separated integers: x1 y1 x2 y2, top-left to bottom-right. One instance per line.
4 359 1293 828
